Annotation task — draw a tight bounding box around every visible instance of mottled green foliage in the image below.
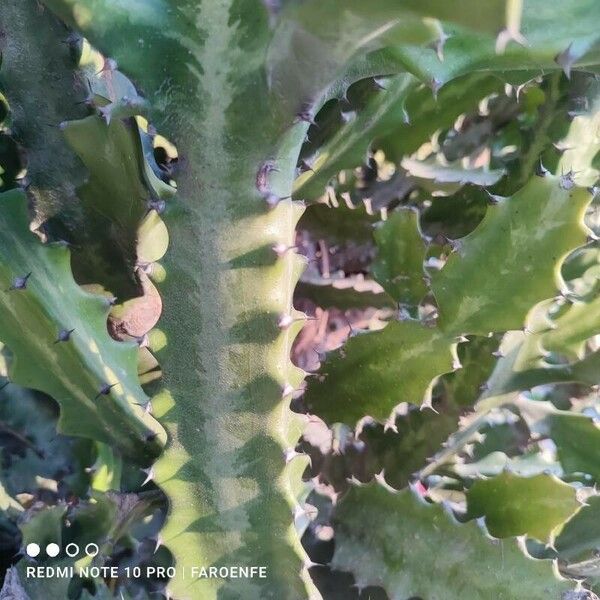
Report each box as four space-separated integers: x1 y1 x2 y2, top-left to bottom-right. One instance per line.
304 321 457 424
0 190 164 460
549 414 600 483
467 472 581 542
433 176 591 336
372 209 427 305
332 485 571 600
7 1 600 599
0 382 91 499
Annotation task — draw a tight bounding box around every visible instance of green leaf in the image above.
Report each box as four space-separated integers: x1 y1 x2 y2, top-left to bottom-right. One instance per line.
19 505 65 556
293 74 414 200
554 495 600 564
309 336 496 491
433 175 592 336
0 382 91 499
362 401 462 490
0 190 164 460
293 73 504 202
549 413 600 483
391 1 600 89
467 472 581 542
443 335 498 407
332 484 572 600
372 209 428 305
60 115 154 297
304 320 457 424
420 186 489 239
387 74 506 161
268 0 514 118
542 296 600 358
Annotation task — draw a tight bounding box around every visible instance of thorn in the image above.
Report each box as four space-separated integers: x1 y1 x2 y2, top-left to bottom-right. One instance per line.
295 111 317 126
282 383 295 397
283 448 300 463
263 192 280 208
17 177 31 190
153 536 163 554
536 160 549 177
402 107 410 125
278 314 294 329
147 199 166 214
95 382 118 399
106 296 118 307
312 347 326 363
141 467 154 486
514 83 527 102
144 401 153 415
495 28 527 54
272 243 297 256
54 328 75 344
74 95 95 108
429 30 451 61
262 192 290 208
8 272 31 291
448 239 463 253
344 315 356 337
256 160 278 194
431 232 449 246
136 334 150 347
422 310 441 327
398 306 412 321
559 170 576 190
552 142 572 154
373 77 387 91
298 159 314 174
484 189 504 205
61 32 81 47
555 43 576 79
97 105 112 125
492 350 504 358
479 383 490 392
340 110 356 124
429 78 442 99
587 185 600 197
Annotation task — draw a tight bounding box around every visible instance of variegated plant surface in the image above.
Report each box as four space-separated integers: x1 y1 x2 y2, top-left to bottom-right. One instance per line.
1 1 600 599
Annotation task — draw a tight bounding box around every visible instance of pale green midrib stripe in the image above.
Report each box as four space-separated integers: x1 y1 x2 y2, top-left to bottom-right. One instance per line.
148 1 313 598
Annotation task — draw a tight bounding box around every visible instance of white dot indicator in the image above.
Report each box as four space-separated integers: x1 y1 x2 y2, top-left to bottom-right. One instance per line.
65 543 80 558
46 543 60 558
26 543 40 558
85 543 99 558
